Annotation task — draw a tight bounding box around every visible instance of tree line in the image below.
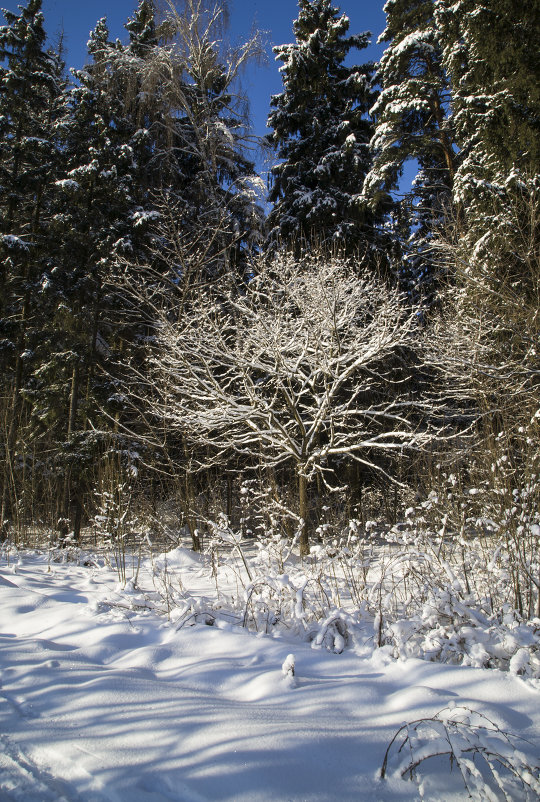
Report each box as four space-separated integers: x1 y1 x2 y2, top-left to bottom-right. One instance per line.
1 0 538 561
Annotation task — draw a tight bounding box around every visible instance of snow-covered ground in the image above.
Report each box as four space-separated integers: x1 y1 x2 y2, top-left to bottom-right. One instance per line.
1 548 539 801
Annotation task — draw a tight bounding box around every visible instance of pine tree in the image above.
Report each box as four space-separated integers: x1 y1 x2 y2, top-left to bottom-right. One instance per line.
0 0 66 526
363 0 457 298
266 0 376 253
42 16 155 536
435 0 540 253
434 0 540 427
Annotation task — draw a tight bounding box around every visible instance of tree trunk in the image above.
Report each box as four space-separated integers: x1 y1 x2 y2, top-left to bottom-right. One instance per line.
1 276 30 527
298 471 310 557
63 361 81 541
183 465 201 552
226 474 233 523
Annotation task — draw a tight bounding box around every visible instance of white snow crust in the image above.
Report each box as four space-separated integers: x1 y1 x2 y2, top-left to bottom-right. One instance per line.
0 551 538 801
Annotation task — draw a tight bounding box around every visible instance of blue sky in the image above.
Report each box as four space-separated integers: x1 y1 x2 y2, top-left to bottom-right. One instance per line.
2 1 418 191
1 1 387 159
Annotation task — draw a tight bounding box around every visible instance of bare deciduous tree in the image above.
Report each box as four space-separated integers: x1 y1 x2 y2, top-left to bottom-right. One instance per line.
144 255 464 554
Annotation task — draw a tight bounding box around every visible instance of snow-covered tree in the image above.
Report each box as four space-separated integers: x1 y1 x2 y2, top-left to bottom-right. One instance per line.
53 15 145 287
435 0 539 277
363 0 457 299
10 4 173 537
430 0 539 402
436 0 539 191
108 0 264 273
0 0 265 535
0 0 63 235
421 4 540 602
0 0 66 525
166 0 264 269
141 255 466 555
106 0 183 198
30 17 145 535
266 0 376 253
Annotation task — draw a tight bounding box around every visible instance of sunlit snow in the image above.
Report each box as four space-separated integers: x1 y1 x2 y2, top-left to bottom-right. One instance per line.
1 549 538 801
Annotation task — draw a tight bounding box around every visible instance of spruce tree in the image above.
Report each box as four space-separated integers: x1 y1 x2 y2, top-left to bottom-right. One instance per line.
0 0 65 526
266 0 376 253
44 16 153 535
435 0 540 253
363 0 457 298
434 0 540 417
114 0 177 196
433 1 540 527
112 0 264 277
46 1 264 532
0 0 61 234
437 0 539 186
98 0 263 268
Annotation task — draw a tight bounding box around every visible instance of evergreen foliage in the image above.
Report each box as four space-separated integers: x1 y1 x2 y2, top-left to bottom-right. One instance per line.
0 0 537 574
436 0 540 268
0 0 62 235
38 17 143 533
266 0 376 253
437 0 539 187
0 0 66 524
112 0 264 275
170 0 264 270
363 0 457 299
0 0 265 535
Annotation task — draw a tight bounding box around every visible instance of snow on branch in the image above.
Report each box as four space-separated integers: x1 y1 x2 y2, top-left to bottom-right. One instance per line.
146 255 472 485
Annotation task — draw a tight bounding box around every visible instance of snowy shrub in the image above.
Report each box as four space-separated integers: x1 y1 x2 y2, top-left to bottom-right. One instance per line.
83 452 540 678
242 575 309 634
281 653 296 684
309 612 351 654
239 522 375 646
144 513 370 651
133 498 540 673
381 705 540 801
383 587 540 677
93 480 141 585
361 476 540 675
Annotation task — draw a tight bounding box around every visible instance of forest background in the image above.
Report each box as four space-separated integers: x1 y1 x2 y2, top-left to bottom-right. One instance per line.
0 0 539 624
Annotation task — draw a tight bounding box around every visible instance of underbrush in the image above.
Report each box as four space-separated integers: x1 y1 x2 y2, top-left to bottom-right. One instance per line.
2 483 539 680
381 705 540 801
3 478 539 801
183 505 540 677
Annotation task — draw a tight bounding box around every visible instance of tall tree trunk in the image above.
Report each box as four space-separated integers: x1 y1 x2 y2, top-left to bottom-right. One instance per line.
1 271 30 527
62 360 81 540
226 473 233 523
298 470 310 557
